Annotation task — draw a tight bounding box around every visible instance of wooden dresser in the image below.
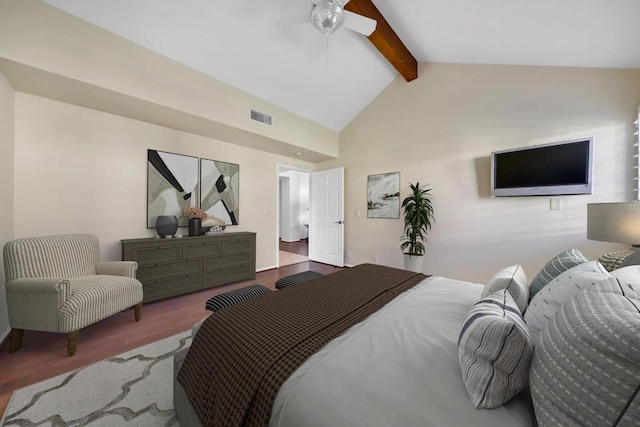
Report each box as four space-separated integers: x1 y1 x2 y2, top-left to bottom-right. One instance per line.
121 232 256 303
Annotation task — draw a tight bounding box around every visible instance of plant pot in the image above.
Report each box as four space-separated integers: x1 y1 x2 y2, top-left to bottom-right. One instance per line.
155 215 178 238
188 217 202 236
403 254 424 273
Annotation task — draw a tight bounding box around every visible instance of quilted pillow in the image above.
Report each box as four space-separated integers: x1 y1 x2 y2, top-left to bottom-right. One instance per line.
525 261 611 346
617 250 640 269
458 290 533 409
529 249 588 299
530 280 640 426
481 265 529 313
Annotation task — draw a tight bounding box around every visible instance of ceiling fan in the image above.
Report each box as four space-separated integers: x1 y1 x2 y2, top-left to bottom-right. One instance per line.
310 0 377 36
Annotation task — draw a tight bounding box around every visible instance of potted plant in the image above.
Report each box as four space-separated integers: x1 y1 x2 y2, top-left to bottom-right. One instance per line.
400 182 434 272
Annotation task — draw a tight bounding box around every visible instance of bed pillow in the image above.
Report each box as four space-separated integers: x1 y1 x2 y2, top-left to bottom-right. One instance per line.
481 265 529 313
529 249 588 299
611 265 640 292
525 261 610 346
458 290 533 409
530 280 640 426
617 250 640 268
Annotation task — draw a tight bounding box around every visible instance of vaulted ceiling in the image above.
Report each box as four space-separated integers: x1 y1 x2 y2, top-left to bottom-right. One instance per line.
41 0 640 132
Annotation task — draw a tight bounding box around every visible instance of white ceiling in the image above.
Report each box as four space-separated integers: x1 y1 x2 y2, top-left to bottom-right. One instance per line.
42 0 640 132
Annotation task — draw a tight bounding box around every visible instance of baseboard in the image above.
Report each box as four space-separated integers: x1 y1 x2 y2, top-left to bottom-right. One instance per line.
344 263 355 268
257 265 278 273
0 327 10 351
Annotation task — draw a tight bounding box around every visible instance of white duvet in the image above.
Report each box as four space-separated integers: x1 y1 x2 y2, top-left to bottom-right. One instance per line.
270 276 535 427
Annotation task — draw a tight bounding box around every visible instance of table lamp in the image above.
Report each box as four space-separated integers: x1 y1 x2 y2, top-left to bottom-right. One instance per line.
587 201 640 271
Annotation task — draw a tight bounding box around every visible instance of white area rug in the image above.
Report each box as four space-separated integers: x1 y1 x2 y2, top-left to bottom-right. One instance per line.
1 331 192 426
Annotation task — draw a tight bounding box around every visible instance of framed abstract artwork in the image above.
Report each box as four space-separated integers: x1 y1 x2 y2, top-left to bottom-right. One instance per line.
147 150 199 228
367 172 400 219
200 158 240 225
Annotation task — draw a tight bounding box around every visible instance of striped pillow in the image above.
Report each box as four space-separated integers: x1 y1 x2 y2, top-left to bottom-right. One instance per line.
205 285 272 312
458 290 533 409
481 265 529 313
525 261 611 346
530 280 640 426
529 249 588 299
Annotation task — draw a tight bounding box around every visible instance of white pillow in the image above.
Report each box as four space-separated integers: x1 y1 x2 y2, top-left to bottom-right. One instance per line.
610 265 640 292
525 261 611 346
481 265 529 313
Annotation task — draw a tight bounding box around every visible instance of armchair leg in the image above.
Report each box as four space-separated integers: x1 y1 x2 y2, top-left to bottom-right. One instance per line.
8 329 24 353
66 331 79 356
134 302 143 321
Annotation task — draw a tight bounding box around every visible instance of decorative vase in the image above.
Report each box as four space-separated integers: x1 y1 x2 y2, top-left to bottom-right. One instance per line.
188 217 202 236
155 215 178 238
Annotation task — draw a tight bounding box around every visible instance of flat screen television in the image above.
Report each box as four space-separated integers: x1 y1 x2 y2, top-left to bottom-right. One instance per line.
490 137 593 197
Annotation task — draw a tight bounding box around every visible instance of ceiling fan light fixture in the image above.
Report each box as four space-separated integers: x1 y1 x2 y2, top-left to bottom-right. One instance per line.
310 0 344 36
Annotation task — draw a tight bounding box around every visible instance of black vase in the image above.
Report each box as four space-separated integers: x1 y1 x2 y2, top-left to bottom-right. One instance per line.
188 217 202 236
155 215 178 238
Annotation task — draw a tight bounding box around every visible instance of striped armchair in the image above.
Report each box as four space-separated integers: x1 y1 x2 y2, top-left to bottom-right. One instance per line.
3 234 143 356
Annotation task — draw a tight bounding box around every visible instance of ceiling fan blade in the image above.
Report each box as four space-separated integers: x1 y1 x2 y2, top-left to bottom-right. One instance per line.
343 10 376 36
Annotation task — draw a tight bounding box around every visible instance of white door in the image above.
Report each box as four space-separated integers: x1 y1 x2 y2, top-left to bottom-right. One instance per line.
309 167 344 266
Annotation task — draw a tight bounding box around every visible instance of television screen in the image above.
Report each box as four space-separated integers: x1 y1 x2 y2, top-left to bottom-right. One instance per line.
491 138 593 197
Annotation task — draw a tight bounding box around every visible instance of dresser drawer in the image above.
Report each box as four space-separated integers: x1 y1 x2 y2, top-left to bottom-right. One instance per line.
203 264 253 286
203 252 252 271
222 238 253 254
136 259 202 282
128 244 182 266
142 273 203 303
183 241 222 258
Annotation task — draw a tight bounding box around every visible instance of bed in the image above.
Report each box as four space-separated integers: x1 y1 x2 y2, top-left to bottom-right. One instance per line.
173 260 640 427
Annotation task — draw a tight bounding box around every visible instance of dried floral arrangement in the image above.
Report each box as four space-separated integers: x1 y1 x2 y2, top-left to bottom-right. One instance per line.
182 207 208 219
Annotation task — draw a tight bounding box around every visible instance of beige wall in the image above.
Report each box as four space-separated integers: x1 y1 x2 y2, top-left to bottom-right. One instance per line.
0 71 14 339
0 0 338 161
13 93 314 270
324 63 640 283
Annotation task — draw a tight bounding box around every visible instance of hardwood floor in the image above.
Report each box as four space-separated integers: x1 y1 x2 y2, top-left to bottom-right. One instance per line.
0 261 342 420
279 239 308 256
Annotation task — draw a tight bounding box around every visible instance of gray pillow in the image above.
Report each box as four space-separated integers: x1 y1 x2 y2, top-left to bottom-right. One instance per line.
482 264 529 313
529 280 640 426
525 261 611 346
529 249 588 299
458 290 533 409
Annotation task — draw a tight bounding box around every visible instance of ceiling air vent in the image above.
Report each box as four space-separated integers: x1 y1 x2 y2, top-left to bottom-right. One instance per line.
250 109 273 127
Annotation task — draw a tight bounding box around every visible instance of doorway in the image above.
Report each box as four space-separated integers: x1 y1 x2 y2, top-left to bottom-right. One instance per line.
278 166 311 267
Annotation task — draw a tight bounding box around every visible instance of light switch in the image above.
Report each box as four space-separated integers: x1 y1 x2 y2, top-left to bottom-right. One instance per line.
550 198 562 210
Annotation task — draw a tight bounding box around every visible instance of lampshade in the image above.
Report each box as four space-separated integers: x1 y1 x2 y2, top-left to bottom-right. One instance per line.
587 202 640 245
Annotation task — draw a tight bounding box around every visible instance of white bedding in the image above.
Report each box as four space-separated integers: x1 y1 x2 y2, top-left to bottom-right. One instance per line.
270 276 535 427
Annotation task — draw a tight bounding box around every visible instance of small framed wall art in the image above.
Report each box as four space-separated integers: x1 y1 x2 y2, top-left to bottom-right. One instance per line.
367 172 400 219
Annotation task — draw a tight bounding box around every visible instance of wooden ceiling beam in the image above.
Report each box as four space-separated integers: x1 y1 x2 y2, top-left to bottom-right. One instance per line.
345 0 418 81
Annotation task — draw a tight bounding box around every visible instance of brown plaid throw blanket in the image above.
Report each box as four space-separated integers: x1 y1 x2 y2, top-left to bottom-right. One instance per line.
177 264 426 427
